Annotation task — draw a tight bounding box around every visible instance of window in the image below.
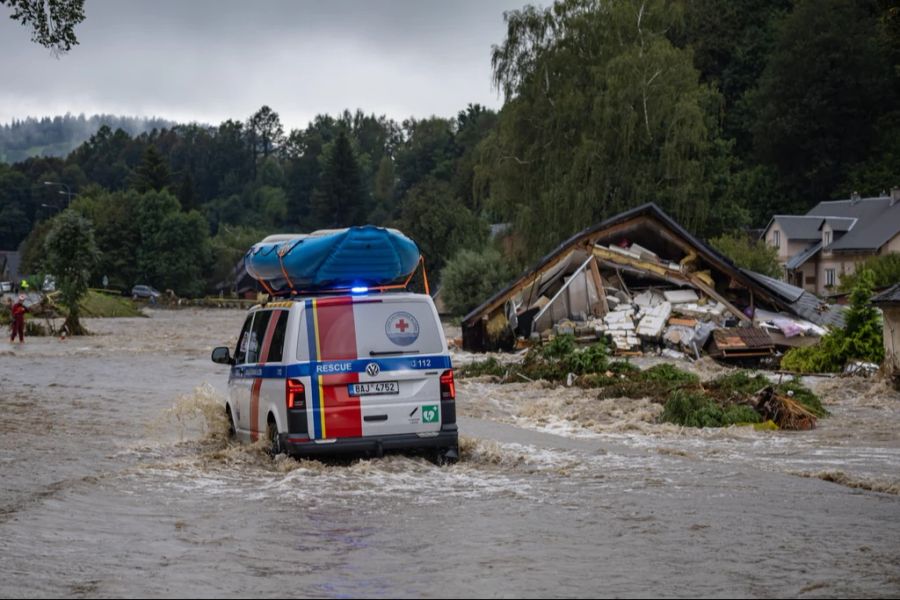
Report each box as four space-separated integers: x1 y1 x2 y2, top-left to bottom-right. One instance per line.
246 311 272 364
773 230 781 248
267 310 288 363
234 315 255 364
824 230 832 246
825 269 836 287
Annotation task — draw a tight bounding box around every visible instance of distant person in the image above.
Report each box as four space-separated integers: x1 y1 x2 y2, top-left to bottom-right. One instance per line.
9 294 28 344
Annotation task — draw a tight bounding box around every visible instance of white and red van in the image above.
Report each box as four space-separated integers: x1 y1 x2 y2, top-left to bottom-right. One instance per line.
211 292 458 462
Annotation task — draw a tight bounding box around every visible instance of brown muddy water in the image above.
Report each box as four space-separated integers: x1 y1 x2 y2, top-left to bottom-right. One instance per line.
1 309 898 598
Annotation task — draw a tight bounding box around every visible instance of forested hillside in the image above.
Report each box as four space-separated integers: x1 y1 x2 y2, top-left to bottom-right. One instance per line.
1 0 897 297
0 114 176 163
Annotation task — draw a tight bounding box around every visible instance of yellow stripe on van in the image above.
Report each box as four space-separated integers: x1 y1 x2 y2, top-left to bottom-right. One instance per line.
318 377 327 439
311 299 327 439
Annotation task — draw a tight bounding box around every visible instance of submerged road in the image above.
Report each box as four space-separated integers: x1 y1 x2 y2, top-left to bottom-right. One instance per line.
0 309 898 598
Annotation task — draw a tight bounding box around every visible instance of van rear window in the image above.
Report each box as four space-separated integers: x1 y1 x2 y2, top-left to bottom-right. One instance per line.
298 297 443 360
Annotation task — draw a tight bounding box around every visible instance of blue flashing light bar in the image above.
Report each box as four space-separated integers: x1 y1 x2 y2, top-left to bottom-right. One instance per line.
350 286 369 294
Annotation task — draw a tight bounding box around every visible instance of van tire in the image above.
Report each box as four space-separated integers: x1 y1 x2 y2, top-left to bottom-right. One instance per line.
266 416 283 456
225 405 236 440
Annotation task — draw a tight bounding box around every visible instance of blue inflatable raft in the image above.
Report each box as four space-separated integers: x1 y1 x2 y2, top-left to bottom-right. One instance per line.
244 226 421 293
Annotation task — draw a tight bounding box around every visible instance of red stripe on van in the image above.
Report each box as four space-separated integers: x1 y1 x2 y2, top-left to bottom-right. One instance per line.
251 311 283 442
315 299 361 438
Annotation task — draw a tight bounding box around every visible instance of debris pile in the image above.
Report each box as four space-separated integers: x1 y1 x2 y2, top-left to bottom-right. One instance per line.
463 204 847 361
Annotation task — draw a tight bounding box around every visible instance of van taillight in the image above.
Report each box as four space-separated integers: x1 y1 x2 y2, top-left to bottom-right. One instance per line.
286 379 306 409
440 369 455 401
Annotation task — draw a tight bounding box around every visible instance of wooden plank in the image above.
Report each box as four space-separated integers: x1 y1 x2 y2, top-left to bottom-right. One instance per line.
688 274 751 324
587 255 609 317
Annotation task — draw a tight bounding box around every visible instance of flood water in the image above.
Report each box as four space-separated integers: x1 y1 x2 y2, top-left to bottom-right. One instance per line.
1 309 898 598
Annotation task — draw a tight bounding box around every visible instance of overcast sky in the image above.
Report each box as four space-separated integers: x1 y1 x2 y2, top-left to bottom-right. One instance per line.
0 0 523 130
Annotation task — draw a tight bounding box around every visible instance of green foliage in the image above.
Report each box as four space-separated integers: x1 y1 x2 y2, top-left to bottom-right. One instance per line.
753 0 894 202
782 270 884 372
661 389 761 428
441 247 516 316
839 253 900 292
43 210 99 334
2 0 86 53
706 370 769 397
458 357 506 378
710 231 782 278
640 363 701 386
540 334 577 361
311 130 365 227
484 0 720 261
778 380 828 417
131 145 170 193
398 177 488 274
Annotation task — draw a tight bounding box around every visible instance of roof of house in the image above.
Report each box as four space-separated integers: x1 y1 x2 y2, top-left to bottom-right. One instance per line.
872 283 900 306
808 197 900 251
740 270 846 328
786 241 823 270
766 215 826 241
820 217 857 232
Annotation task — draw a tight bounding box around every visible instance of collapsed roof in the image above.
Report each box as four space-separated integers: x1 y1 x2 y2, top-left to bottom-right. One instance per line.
462 203 845 351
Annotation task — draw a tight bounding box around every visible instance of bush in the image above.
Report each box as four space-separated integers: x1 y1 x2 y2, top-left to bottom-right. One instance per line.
440 247 516 316
710 232 782 278
839 253 900 292
459 357 506 378
661 389 761 428
782 270 884 372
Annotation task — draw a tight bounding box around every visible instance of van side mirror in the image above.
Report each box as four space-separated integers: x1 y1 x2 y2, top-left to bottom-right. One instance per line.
211 346 234 365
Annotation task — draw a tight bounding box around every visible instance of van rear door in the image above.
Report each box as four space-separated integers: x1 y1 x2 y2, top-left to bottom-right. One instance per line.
299 295 449 440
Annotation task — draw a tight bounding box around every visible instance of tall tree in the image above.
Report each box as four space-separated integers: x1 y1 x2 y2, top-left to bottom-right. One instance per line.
43 210 99 335
310 131 365 227
132 145 170 193
247 105 285 163
753 0 895 203
484 0 719 261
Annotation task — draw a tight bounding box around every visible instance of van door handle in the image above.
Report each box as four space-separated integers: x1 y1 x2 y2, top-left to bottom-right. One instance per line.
364 414 388 422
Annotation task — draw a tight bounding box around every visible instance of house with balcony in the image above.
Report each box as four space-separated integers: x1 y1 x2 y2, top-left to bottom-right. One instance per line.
761 190 900 295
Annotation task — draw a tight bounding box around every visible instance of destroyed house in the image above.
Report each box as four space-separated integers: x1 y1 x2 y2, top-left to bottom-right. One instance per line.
462 203 844 353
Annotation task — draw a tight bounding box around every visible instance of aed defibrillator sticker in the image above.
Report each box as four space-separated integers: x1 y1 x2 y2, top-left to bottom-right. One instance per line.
385 311 420 346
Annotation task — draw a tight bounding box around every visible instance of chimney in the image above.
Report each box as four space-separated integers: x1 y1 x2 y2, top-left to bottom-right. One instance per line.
891 187 900 207
850 191 861 205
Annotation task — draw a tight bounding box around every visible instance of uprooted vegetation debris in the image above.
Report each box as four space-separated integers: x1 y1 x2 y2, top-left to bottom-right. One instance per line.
459 334 825 430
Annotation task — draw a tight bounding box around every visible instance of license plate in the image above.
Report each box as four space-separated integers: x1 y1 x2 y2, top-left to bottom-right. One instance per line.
348 381 399 396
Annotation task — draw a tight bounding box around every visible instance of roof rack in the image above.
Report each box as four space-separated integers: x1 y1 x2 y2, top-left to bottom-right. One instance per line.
257 255 431 299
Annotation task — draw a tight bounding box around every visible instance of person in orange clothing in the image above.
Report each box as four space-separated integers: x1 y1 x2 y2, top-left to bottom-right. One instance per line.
9 294 28 344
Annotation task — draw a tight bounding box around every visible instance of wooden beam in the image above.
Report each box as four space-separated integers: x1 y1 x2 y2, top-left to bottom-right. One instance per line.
688 274 751 324
587 256 608 317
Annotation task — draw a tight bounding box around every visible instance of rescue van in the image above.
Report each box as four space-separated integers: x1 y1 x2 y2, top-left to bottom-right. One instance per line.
211 292 458 463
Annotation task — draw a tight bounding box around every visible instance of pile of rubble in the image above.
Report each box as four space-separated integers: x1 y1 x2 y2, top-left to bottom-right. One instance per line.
533 241 832 360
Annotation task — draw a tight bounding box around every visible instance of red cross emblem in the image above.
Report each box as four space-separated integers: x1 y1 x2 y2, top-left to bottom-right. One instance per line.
395 319 409 332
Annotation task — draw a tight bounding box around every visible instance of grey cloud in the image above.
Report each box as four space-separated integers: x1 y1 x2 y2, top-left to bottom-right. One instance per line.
0 0 525 129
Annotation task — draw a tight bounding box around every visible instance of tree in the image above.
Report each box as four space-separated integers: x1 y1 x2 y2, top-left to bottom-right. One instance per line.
673 0 791 155
483 0 720 262
441 247 516 316
1 0 85 53
132 145 170 193
43 210 99 335
709 231 781 278
398 177 488 274
753 0 895 203
311 131 365 227
247 106 285 163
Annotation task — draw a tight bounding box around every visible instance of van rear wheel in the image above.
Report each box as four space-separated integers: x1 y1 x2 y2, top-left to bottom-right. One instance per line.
266 418 283 456
224 406 236 440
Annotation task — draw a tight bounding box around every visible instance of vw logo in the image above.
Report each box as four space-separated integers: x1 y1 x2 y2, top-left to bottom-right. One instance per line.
365 362 380 377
